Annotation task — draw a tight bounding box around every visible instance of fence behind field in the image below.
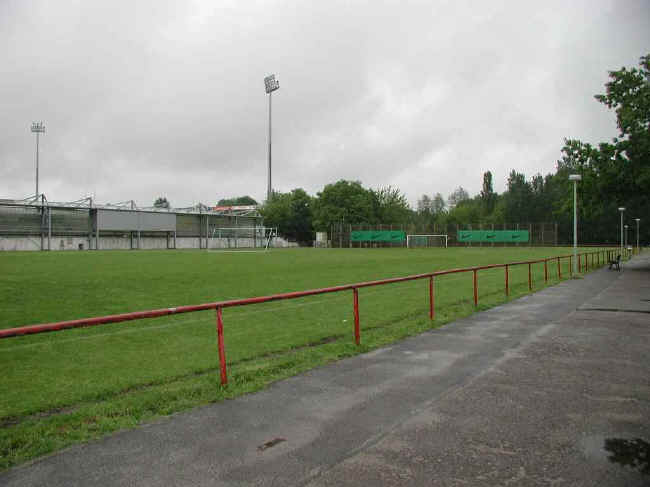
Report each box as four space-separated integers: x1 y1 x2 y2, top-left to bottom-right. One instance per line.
330 222 559 248
0 247 633 385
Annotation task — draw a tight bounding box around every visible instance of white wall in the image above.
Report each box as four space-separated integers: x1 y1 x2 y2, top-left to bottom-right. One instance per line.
0 235 298 251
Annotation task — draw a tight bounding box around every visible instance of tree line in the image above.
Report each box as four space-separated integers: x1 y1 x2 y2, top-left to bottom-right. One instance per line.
228 54 650 245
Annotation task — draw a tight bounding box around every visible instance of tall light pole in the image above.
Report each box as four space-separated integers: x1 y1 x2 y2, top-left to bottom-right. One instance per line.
264 74 279 202
624 225 628 248
31 121 46 197
569 174 581 274
635 218 640 252
618 207 625 253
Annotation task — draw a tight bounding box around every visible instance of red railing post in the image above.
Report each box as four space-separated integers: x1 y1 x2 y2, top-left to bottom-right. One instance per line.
473 269 478 306
429 276 435 320
216 306 228 386
544 259 548 283
528 263 532 290
505 264 509 296
558 256 562 279
353 288 360 345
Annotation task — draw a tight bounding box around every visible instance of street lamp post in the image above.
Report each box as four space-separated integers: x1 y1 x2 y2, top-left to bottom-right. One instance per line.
264 74 280 202
624 225 628 248
618 207 625 253
31 121 46 197
635 218 640 252
569 174 581 274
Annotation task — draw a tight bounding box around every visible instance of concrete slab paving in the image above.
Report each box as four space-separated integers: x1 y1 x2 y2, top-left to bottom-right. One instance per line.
2 254 649 486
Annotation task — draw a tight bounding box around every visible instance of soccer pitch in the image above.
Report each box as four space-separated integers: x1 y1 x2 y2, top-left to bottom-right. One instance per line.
0 246 592 468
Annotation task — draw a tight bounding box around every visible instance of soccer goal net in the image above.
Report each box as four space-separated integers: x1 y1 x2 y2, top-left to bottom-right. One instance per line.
407 234 448 248
208 227 277 251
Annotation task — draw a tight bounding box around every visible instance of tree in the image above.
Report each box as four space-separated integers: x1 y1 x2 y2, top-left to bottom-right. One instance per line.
480 171 496 214
447 186 469 209
417 194 432 214
217 196 258 206
311 180 376 230
504 170 532 223
261 189 313 243
557 54 650 243
371 186 411 224
432 193 446 216
153 196 170 209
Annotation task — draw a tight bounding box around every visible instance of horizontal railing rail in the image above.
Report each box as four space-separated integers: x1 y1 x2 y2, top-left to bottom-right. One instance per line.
0 247 632 384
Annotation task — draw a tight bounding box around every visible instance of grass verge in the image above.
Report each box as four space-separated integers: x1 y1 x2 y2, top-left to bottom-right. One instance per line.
0 247 613 469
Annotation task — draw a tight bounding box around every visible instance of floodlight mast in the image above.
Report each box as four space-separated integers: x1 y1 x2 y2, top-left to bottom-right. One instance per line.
31 121 46 197
569 174 581 274
264 74 279 202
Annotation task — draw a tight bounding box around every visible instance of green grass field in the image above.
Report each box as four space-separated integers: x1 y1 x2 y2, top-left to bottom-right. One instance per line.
0 246 605 469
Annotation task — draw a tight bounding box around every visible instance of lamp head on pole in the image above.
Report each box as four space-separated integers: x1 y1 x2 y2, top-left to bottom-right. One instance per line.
618 207 626 212
635 218 640 223
568 174 581 182
31 121 45 133
264 74 279 94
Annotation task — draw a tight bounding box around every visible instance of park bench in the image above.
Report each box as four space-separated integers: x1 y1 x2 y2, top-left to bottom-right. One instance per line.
608 254 621 271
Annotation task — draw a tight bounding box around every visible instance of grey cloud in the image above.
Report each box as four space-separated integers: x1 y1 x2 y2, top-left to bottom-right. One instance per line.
1 0 648 207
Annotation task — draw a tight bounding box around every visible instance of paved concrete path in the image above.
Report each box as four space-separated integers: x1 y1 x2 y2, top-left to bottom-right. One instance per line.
3 255 649 486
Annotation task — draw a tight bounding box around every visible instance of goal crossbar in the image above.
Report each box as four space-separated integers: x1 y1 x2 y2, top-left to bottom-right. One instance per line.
208 226 277 251
407 234 448 248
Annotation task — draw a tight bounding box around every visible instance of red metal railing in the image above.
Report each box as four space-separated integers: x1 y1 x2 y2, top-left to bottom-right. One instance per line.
0 248 628 384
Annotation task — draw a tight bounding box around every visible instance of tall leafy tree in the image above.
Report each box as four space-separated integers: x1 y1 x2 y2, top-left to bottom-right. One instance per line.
311 180 376 230
558 54 649 243
417 194 432 214
432 193 447 216
371 186 411 224
504 170 533 223
480 171 496 214
447 186 470 209
261 189 313 242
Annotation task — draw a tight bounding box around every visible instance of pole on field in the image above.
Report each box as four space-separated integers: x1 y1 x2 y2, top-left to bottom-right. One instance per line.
569 175 581 274
264 74 279 202
353 288 360 345
473 270 478 306
429 276 435 320
635 218 640 253
31 121 46 197
216 307 228 385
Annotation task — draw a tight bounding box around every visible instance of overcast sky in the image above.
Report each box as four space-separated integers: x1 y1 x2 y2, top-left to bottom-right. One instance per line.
1 0 648 208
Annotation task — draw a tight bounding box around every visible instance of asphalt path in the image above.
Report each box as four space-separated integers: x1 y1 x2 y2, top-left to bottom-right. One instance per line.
2 253 649 486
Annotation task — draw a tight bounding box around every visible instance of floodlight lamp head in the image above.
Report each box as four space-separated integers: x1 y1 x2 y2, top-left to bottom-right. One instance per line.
568 174 581 182
264 74 279 94
31 121 45 133
618 207 626 212
635 218 640 222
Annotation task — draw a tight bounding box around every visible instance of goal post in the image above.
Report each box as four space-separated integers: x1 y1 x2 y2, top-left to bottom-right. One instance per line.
407 234 448 248
208 226 277 251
